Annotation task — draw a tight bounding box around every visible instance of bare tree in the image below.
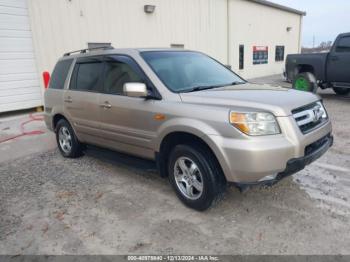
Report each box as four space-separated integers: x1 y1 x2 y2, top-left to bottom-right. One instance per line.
301 41 333 54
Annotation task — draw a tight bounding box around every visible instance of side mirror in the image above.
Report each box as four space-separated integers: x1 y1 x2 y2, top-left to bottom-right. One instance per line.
123 82 148 98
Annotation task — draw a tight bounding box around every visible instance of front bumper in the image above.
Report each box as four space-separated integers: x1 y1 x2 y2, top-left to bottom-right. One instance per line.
235 134 333 190
44 113 54 131
205 117 332 183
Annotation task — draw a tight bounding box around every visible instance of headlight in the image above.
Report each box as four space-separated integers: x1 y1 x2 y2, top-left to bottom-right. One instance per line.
229 111 280 136
316 101 327 120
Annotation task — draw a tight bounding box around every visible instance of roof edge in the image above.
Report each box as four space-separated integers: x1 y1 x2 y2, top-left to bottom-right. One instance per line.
246 0 306 16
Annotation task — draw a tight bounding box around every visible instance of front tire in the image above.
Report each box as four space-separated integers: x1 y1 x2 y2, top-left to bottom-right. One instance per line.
168 144 226 211
293 72 318 93
56 119 83 158
333 87 350 96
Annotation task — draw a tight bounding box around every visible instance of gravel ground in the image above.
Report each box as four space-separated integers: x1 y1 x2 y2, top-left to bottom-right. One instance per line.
0 75 349 255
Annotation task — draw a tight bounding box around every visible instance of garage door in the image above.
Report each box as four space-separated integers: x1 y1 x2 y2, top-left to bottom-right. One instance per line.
0 0 41 113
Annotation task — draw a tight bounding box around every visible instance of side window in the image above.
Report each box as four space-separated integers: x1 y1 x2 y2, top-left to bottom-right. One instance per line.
275 46 285 61
336 36 350 53
70 62 104 92
49 59 73 89
103 58 143 95
239 45 244 70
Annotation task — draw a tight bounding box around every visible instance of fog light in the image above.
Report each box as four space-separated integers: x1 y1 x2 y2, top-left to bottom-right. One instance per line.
258 174 277 182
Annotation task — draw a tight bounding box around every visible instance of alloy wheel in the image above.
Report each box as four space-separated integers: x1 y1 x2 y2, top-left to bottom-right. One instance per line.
58 126 72 154
173 157 204 200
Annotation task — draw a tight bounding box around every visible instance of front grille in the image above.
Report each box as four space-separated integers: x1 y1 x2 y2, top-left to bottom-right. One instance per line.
292 102 328 134
305 134 330 156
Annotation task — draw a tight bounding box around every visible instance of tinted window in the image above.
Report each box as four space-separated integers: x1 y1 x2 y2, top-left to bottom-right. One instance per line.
275 46 285 61
104 60 142 95
141 51 244 93
71 62 104 92
336 36 350 52
49 59 73 89
239 45 244 70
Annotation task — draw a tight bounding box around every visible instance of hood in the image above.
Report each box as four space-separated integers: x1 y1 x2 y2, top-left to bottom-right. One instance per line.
179 83 319 116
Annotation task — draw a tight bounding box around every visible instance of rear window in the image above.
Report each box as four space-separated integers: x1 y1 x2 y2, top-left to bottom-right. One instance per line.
49 59 73 89
336 36 350 53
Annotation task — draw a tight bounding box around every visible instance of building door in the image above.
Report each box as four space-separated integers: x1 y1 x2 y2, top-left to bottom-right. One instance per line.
0 0 41 113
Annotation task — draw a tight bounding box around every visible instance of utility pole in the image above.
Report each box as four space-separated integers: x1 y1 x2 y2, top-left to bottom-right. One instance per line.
312 35 315 48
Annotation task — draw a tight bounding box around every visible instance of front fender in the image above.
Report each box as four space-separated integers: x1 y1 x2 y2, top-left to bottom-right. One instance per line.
153 117 237 182
153 117 221 151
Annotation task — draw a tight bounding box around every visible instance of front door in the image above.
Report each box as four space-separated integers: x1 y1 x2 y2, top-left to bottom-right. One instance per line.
98 55 159 158
327 34 350 84
63 57 104 139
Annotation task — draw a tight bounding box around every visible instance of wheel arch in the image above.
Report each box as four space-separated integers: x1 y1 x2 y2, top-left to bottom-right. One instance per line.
297 64 315 75
295 63 326 82
52 114 80 141
53 113 68 131
156 131 226 183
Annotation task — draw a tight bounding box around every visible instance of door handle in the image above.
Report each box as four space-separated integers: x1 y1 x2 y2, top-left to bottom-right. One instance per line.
64 97 72 103
330 56 339 61
100 102 112 109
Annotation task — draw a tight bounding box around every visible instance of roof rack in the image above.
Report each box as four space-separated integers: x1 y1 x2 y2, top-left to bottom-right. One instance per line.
63 46 114 56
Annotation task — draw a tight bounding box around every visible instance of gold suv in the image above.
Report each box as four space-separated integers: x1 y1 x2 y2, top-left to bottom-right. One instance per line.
44 47 333 210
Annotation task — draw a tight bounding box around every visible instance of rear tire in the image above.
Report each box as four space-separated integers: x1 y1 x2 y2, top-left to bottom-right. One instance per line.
333 87 350 96
56 119 83 158
292 72 318 93
168 144 226 211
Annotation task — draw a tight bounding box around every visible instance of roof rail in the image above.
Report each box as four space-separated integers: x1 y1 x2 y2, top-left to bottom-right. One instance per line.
63 46 114 56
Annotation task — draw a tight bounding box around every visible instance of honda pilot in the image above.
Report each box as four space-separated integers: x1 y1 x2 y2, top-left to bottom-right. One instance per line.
44 47 333 211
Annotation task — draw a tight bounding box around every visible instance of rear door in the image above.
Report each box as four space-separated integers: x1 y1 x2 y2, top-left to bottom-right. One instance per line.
63 56 104 140
327 34 350 83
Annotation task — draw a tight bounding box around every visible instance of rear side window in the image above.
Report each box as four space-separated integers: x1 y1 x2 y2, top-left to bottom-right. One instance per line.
70 62 104 92
336 36 350 53
49 59 73 89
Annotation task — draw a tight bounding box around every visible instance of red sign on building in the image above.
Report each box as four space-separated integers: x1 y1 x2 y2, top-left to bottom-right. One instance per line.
253 46 268 64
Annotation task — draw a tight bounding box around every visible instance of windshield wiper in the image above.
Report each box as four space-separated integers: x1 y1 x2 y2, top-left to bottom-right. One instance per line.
179 85 220 93
222 81 246 87
178 81 246 93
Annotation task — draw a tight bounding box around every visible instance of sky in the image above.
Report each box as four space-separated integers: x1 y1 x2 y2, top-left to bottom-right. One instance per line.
269 0 350 47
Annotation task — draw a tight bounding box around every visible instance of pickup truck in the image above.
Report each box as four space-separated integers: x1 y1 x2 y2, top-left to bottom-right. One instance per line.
285 32 350 95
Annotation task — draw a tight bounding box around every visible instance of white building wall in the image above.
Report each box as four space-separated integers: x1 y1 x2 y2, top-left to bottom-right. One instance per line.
228 0 302 79
27 0 228 90
26 0 303 92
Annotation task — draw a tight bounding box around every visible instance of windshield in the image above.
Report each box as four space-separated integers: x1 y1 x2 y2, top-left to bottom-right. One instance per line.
141 51 245 93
